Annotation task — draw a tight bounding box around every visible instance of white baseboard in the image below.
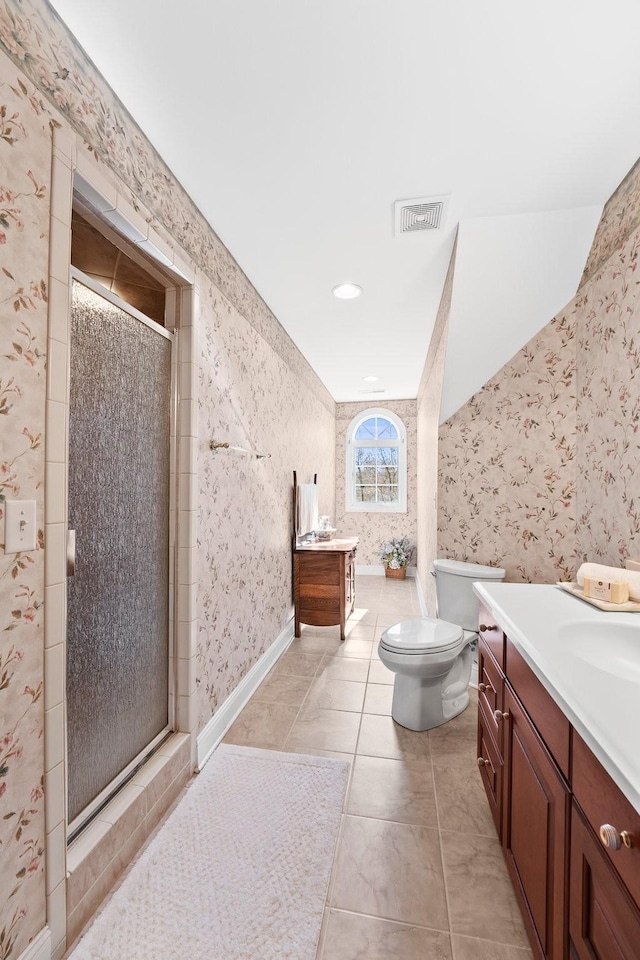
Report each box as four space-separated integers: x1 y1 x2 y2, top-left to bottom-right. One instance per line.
356 564 417 577
196 618 295 770
17 927 51 960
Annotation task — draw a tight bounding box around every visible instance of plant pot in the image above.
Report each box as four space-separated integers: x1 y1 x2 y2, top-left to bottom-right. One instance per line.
385 566 407 580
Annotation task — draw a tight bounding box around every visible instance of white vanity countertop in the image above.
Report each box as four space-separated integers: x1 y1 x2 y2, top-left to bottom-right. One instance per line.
473 582 640 813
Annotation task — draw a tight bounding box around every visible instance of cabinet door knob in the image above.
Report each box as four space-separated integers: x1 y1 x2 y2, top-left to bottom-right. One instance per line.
493 709 509 723
478 682 487 693
480 624 498 632
599 824 634 850
477 756 493 774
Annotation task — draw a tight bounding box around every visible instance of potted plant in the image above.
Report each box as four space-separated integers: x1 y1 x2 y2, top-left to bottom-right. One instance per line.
380 537 414 579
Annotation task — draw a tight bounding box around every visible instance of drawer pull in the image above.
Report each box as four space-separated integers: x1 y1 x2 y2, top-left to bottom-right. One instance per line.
599 824 634 851
493 709 509 723
479 681 495 694
477 756 494 774
480 624 498 632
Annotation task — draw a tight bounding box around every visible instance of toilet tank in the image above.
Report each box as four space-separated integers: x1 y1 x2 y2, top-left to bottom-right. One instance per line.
433 558 506 631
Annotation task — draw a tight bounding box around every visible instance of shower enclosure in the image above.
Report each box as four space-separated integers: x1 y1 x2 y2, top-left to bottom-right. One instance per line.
66 271 174 832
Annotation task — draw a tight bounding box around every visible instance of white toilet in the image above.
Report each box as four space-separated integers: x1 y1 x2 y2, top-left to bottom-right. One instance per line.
378 559 506 731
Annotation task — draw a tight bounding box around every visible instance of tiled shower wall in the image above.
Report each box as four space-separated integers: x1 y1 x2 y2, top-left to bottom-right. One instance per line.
0 1 335 954
438 160 640 582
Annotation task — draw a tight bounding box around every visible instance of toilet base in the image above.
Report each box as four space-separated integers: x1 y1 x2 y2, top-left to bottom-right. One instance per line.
391 678 470 731
389 644 472 732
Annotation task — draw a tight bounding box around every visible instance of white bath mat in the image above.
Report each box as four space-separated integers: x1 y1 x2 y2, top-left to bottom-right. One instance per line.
70 745 349 960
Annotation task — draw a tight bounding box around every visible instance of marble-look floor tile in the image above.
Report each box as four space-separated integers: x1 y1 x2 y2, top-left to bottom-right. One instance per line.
305 678 366 713
377 607 418 621
253 673 313 706
317 656 370 683
357 714 430 762
286 707 361 754
330 816 448 929
269 649 324 679
367 660 394 685
344 622 377 640
347 608 378 625
433 760 497 838
321 910 452 960
451 934 534 960
363 683 393 715
223 701 299 750
429 701 478 763
347 755 436 825
332 638 374 659
292 633 344 655
441 832 529 947
282 746 354 769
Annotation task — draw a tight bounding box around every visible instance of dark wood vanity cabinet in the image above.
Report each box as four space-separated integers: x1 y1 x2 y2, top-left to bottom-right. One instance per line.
477 703 503 834
569 804 640 960
293 538 358 641
502 685 569 960
477 604 640 960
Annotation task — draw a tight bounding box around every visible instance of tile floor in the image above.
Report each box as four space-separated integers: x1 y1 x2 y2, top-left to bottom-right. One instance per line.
224 575 533 960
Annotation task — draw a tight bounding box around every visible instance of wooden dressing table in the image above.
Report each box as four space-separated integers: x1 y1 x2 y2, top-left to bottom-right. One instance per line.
293 538 359 640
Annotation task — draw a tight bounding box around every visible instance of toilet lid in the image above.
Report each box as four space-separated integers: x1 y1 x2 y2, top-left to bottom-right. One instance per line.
380 617 464 654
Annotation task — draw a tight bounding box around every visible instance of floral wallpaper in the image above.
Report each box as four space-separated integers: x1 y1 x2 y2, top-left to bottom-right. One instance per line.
0 64 50 960
0 1 338 952
581 157 640 288
438 206 640 586
334 400 417 567
438 308 580 583
1 0 640 954
197 284 335 726
575 224 640 564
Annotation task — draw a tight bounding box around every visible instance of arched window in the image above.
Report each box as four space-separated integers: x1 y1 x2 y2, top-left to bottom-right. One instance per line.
345 408 407 513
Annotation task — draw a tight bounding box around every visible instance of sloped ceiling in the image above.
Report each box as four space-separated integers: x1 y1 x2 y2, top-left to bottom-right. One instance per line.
440 205 603 423
49 0 640 405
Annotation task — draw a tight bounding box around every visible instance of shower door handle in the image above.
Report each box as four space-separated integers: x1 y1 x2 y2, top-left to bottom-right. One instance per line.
67 529 76 577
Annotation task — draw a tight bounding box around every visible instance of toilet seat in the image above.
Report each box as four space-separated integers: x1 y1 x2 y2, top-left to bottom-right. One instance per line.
380 617 463 655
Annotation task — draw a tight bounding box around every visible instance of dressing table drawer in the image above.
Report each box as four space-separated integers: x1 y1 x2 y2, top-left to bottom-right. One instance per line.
479 604 505 668
478 638 505 755
572 731 640 906
294 538 359 641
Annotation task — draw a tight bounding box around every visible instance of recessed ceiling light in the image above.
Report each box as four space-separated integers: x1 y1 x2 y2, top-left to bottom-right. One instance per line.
363 375 379 382
332 282 362 300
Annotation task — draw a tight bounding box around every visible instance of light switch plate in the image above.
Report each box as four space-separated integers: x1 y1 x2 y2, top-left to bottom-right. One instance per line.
4 500 37 553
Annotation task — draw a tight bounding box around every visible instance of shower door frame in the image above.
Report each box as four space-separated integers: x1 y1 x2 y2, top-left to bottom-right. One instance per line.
44 126 200 959
65 267 177 841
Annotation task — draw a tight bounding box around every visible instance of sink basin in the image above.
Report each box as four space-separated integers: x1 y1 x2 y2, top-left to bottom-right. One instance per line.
557 621 640 681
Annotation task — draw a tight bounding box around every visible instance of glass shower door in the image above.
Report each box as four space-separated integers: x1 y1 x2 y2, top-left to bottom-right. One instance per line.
66 273 173 829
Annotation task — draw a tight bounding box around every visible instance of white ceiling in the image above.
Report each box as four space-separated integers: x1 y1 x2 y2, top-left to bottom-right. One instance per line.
50 0 640 409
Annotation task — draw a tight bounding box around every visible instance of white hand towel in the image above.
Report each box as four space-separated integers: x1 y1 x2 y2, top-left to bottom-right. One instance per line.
297 484 319 538
576 562 640 602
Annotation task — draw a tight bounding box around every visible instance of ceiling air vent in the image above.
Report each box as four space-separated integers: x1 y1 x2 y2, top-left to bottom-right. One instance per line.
394 195 449 237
